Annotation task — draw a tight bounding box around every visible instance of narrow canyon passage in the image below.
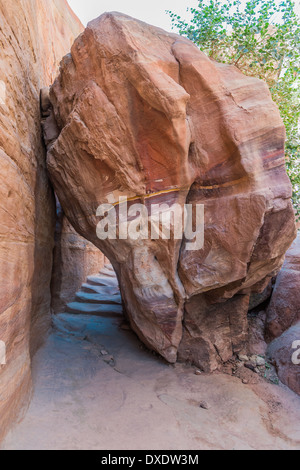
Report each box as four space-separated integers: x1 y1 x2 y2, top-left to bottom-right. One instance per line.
2 307 300 450
1 0 299 449
65 264 123 318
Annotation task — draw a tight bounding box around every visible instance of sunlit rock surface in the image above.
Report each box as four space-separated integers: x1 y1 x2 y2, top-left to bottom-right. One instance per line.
45 12 296 371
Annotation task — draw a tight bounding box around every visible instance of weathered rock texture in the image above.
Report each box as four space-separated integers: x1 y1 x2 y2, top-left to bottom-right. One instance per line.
0 0 83 441
45 13 296 372
51 202 108 314
265 233 300 342
268 322 300 396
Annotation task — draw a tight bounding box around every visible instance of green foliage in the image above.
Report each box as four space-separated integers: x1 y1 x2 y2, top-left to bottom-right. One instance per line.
167 0 300 220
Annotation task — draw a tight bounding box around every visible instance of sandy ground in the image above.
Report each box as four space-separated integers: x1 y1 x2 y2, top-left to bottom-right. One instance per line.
2 313 300 450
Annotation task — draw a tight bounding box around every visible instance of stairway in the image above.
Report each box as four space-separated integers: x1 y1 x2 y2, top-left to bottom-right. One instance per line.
66 264 123 317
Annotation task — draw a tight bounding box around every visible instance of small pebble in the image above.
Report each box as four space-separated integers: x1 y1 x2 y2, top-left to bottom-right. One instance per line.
238 354 249 362
195 370 202 376
242 379 249 384
101 350 108 356
104 355 115 365
244 362 256 372
199 401 211 410
256 356 265 367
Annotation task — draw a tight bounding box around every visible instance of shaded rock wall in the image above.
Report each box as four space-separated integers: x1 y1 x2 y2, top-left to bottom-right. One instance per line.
0 0 83 441
45 13 296 372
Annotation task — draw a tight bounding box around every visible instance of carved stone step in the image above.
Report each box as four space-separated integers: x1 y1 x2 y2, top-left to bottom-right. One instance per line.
75 291 122 305
81 283 120 295
86 275 119 287
66 302 123 317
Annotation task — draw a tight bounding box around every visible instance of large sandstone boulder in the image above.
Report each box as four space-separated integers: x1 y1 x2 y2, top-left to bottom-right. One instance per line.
0 0 83 441
265 233 300 341
45 13 296 371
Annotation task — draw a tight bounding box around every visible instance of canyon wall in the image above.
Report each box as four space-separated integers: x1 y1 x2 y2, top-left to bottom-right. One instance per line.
0 0 83 440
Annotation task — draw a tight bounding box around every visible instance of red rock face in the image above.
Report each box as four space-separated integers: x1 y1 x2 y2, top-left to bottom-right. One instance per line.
267 322 300 396
0 0 83 441
266 234 300 341
46 13 296 370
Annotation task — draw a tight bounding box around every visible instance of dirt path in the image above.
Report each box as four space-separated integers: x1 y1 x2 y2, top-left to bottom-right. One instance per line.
2 313 300 450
